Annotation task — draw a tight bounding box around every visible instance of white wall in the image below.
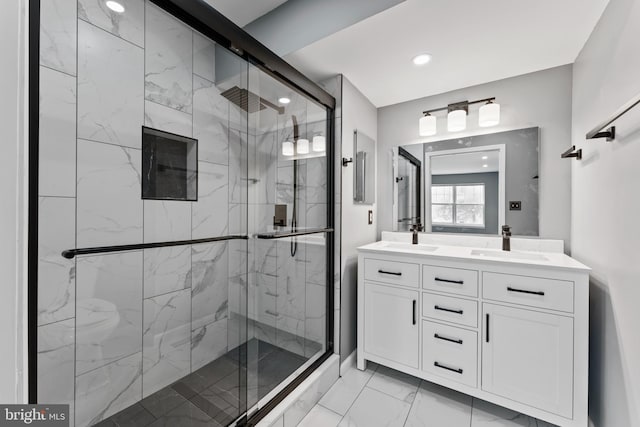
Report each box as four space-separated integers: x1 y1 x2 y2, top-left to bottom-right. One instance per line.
571 0 640 425
0 0 28 404
377 65 573 249
340 76 377 361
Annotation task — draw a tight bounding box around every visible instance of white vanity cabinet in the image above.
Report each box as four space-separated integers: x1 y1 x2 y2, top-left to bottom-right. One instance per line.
357 242 589 427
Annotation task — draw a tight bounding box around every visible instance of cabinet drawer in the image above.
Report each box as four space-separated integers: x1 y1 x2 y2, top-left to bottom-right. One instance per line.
422 292 478 328
422 320 477 388
364 258 420 288
483 272 574 313
423 265 478 297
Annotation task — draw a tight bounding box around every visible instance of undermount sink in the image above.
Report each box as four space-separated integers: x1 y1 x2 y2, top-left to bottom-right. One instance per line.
470 249 548 261
382 242 438 252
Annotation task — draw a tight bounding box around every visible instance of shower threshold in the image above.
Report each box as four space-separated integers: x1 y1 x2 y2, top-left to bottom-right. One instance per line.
95 339 311 427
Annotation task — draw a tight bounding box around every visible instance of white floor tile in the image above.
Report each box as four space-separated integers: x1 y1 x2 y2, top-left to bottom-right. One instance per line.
338 387 411 427
318 365 376 416
367 365 420 404
471 398 540 426
405 380 472 427
298 405 342 427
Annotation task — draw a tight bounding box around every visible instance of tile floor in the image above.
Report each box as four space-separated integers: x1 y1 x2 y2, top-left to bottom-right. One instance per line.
297 362 559 427
96 339 307 427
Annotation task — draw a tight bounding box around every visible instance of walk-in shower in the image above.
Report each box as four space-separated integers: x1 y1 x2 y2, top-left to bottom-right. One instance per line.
32 1 334 425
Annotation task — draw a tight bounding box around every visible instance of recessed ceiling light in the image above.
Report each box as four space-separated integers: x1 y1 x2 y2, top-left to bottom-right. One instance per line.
106 1 125 13
482 156 488 160
482 164 488 168
278 97 291 104
412 53 432 66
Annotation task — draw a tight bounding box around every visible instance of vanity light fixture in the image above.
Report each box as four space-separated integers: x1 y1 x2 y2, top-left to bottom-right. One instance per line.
419 113 437 136
312 135 326 152
420 97 499 136
106 0 125 13
282 141 294 156
296 138 309 154
479 100 501 127
278 97 291 104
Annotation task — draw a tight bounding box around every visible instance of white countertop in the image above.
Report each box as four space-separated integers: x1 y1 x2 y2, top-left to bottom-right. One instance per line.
358 240 590 272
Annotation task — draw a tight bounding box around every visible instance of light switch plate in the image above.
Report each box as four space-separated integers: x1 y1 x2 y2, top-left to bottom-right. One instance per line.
509 201 522 210
368 210 373 224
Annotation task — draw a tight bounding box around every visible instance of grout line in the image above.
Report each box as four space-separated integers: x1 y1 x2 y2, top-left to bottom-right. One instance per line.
36 316 75 328
77 136 141 151
39 63 77 78
78 16 144 50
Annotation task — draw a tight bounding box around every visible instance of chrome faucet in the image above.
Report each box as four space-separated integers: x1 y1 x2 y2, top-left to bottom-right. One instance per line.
410 224 423 245
502 225 512 251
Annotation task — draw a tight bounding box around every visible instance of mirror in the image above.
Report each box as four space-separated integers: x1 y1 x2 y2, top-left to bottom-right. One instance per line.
393 127 539 236
354 130 375 204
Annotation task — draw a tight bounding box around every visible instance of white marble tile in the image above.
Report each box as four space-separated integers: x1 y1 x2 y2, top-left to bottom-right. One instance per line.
367 365 420 404
39 67 76 197
255 131 277 205
144 200 192 243
77 139 143 247
193 32 216 83
38 197 75 325
191 318 228 371
298 405 342 427
144 100 193 137
269 415 284 427
77 20 144 149
229 130 248 204
192 162 229 239
40 0 76 75
193 75 230 165
76 251 143 375
305 203 327 229
305 156 327 204
254 239 277 276
276 241 306 320
228 203 248 236
37 319 75 406
471 398 542 427
305 240 326 286
405 380 472 427
78 0 145 47
143 246 191 298
338 387 411 427
75 352 142 427
145 3 193 113
319 365 376 416
305 282 325 345
143 288 191 398
276 315 305 356
191 242 228 330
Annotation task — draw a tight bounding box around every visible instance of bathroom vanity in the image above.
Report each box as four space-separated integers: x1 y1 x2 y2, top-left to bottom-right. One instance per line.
357 235 589 427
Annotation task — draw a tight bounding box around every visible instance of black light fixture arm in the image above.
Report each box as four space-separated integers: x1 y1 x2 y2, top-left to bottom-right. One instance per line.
422 97 496 116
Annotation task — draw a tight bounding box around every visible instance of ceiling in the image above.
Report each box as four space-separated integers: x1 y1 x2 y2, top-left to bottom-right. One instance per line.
203 0 288 27
285 0 610 107
431 150 500 175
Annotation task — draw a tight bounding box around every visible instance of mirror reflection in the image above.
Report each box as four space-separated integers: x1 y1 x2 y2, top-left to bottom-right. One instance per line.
394 127 539 236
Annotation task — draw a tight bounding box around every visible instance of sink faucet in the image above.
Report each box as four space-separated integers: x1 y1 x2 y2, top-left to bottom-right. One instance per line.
410 224 423 245
502 225 512 251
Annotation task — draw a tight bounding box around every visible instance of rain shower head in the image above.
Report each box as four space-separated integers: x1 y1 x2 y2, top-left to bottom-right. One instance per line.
220 86 285 114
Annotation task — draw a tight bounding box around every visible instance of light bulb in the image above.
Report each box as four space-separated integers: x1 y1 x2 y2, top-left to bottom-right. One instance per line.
312 135 326 152
419 114 437 136
447 109 466 132
282 141 294 156
479 102 500 127
296 138 309 154
278 97 290 104
412 54 432 65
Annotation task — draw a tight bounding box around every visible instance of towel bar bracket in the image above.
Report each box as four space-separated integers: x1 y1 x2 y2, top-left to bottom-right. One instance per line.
588 126 616 142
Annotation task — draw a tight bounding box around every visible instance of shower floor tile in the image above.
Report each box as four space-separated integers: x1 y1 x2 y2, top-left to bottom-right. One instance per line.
96 339 308 427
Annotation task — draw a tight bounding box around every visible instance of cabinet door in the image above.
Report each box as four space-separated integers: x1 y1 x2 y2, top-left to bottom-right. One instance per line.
364 282 419 369
482 303 573 418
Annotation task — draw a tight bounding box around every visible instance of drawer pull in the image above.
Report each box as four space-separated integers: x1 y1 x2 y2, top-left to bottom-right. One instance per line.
486 313 490 342
434 362 463 374
378 269 402 276
434 334 463 345
434 305 463 315
507 286 545 296
434 277 464 285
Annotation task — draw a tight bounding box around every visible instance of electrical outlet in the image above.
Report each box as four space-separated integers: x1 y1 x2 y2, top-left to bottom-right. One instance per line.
368 210 373 224
509 201 522 211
